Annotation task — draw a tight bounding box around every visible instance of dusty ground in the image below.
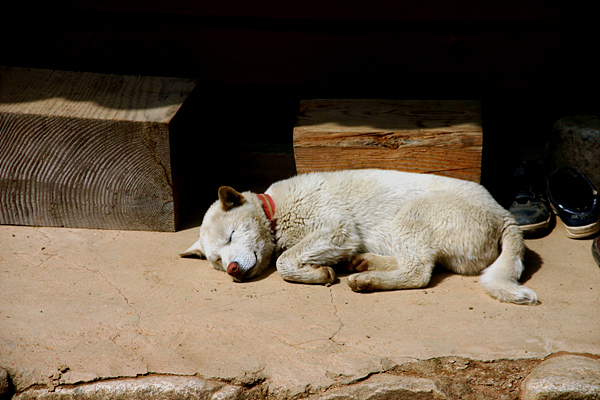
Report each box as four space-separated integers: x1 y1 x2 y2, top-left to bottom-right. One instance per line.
1 215 599 399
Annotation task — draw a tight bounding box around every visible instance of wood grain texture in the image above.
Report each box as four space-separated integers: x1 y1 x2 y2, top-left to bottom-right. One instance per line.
0 67 197 231
0 67 193 122
293 99 482 182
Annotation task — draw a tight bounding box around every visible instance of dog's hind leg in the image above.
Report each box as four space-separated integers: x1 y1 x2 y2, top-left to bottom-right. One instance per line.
347 198 439 292
347 254 436 291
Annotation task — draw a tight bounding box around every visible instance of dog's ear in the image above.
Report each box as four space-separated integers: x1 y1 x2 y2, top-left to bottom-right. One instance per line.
180 238 205 258
218 186 246 211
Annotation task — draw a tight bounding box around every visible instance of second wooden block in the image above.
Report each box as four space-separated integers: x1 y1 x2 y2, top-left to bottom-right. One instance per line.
293 99 482 182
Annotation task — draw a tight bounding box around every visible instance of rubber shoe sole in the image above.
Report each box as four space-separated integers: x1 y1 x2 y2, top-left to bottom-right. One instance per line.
564 220 600 239
548 202 599 239
518 214 552 233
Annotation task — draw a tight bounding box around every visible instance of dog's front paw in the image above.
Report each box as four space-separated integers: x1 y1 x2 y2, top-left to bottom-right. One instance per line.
347 273 375 292
310 265 337 285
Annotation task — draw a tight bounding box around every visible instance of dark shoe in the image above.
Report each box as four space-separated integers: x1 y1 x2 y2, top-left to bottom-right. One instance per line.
546 167 600 239
593 237 600 267
508 162 552 233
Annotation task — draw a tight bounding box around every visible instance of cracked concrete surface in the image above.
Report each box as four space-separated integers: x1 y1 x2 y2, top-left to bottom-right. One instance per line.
1 221 600 398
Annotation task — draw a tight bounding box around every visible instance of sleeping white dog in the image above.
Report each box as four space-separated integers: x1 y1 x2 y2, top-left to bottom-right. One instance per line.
181 169 538 305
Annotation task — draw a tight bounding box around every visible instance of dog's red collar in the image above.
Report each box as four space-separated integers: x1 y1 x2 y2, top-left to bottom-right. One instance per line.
257 194 276 231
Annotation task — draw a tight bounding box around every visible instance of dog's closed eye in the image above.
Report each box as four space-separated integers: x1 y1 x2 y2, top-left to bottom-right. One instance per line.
209 256 224 270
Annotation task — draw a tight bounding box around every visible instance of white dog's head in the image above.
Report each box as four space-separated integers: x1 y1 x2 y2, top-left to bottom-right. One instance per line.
181 186 276 282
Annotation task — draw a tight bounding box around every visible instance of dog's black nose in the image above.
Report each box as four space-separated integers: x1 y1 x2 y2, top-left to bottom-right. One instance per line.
227 262 242 278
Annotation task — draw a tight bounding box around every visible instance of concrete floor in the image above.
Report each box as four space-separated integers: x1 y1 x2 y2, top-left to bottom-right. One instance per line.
1 216 599 398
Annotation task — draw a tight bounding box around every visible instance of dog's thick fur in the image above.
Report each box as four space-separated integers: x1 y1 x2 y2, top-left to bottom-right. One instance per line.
182 169 538 305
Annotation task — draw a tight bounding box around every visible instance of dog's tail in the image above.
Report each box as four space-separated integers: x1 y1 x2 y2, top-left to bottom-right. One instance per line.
479 217 538 305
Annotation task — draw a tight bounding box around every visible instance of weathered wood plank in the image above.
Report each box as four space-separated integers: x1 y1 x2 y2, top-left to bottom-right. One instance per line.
0 66 197 231
293 99 482 182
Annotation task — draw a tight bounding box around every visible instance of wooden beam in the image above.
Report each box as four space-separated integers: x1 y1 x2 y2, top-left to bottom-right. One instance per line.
0 67 197 231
